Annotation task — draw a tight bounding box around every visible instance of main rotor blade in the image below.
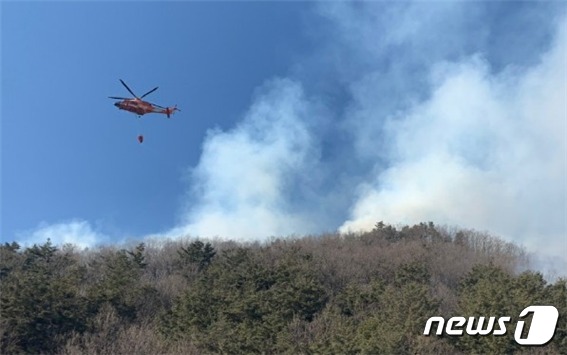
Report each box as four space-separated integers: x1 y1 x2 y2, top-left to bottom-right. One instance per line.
140 86 159 99
119 79 138 98
108 96 131 100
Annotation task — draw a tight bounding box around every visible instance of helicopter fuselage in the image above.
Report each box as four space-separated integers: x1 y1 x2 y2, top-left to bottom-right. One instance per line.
114 98 157 116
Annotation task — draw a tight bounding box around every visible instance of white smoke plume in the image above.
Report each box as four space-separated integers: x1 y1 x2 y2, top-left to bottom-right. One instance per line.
18 219 105 249
170 79 324 241
339 13 566 261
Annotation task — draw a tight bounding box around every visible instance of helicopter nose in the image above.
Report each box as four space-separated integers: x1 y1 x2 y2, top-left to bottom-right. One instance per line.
114 102 120 107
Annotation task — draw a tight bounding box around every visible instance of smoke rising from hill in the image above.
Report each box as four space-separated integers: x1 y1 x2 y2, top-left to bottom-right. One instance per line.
176 3 566 265
171 79 324 241
20 3 565 273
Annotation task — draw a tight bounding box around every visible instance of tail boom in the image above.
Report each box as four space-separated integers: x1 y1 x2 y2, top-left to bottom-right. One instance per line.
152 105 180 118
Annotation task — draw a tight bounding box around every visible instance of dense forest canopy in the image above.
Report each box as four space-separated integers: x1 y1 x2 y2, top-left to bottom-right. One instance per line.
1 222 565 354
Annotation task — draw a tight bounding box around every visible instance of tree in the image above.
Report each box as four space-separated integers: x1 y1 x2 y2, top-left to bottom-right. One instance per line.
88 244 158 322
127 242 147 269
177 240 216 272
0 240 89 354
540 277 567 354
456 264 514 353
352 263 441 354
0 242 21 280
162 247 327 353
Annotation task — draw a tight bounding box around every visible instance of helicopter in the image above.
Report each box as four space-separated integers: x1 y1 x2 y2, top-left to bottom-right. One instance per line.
109 79 180 143
109 79 180 118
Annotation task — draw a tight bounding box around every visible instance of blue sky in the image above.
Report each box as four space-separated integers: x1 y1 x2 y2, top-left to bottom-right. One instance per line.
2 1 310 239
2 1 566 274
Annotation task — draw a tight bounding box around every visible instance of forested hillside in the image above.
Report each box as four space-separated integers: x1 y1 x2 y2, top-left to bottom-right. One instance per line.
1 222 565 354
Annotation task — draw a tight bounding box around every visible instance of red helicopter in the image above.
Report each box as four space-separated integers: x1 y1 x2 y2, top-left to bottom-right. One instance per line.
109 79 180 143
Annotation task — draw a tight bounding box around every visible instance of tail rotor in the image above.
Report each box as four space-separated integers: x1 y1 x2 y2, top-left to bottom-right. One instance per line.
166 105 180 118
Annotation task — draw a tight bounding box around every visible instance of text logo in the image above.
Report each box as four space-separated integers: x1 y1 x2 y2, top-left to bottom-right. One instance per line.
423 305 559 346
514 306 559 345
